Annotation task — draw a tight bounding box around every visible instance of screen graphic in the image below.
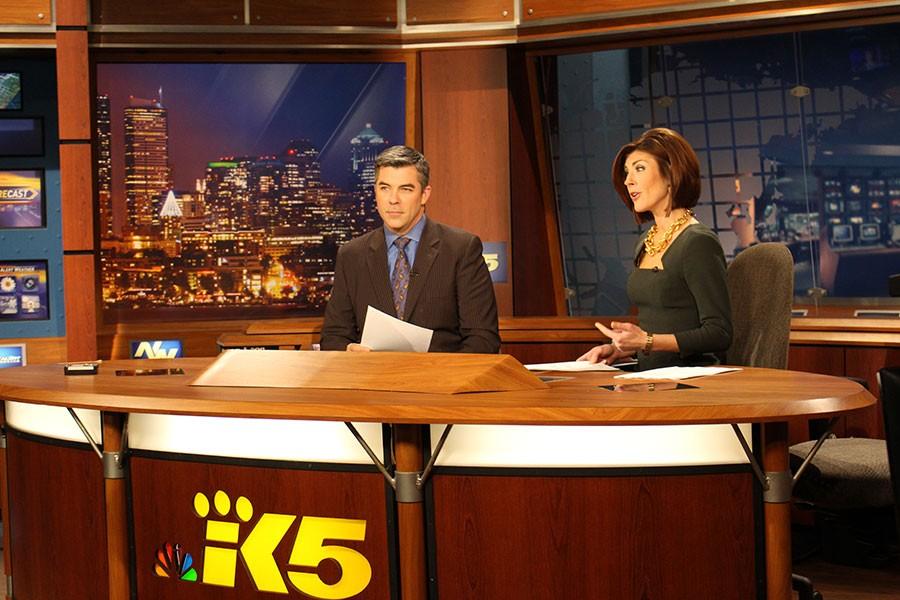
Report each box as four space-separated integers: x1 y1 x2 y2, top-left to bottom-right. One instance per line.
0 169 44 228
0 260 49 320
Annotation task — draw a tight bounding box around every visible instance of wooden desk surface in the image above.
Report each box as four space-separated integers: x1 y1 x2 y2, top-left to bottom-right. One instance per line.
0 357 873 426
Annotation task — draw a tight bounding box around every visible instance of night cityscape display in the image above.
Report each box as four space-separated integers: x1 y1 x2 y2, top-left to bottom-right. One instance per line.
96 63 405 321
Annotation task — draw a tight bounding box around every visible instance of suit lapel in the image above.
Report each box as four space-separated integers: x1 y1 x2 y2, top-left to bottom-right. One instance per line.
403 219 440 319
366 232 395 314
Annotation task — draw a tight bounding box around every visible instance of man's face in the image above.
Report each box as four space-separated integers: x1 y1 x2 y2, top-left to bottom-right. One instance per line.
375 165 431 236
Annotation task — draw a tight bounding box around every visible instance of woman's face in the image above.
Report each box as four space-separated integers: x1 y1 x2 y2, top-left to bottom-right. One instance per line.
623 150 671 217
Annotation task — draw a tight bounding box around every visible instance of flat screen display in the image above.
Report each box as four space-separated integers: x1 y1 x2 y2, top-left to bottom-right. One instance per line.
0 260 50 320
0 117 43 156
0 169 44 228
0 72 21 110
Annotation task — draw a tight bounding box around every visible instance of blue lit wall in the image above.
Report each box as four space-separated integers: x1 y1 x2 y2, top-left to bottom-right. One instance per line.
0 55 65 338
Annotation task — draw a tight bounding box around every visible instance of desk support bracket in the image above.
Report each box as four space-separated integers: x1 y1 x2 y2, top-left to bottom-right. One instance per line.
345 423 454 503
66 408 128 479
731 418 838 503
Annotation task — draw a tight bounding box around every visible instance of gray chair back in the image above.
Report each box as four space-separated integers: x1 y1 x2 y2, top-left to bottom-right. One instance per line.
725 243 794 369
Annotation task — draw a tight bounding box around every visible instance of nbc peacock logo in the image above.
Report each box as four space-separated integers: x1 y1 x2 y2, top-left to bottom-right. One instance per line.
154 489 372 598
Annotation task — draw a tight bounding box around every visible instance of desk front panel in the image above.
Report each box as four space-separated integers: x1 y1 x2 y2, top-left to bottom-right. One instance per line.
130 454 397 600
428 468 759 599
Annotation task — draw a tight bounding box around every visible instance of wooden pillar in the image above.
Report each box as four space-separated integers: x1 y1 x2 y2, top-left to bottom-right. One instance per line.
393 424 426 599
102 412 130 600
421 48 514 315
56 0 98 361
762 421 791 600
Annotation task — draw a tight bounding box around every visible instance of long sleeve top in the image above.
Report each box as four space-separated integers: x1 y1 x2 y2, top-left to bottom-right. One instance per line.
627 223 733 371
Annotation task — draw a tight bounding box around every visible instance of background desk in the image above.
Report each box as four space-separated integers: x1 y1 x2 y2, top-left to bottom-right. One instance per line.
0 358 873 600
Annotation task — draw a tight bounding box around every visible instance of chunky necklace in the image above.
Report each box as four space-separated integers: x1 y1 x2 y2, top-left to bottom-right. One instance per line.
643 209 693 256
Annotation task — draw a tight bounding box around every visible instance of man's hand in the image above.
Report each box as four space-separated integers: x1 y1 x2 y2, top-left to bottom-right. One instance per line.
346 343 373 352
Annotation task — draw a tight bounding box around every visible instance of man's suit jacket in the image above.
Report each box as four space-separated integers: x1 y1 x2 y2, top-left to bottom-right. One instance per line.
320 218 500 353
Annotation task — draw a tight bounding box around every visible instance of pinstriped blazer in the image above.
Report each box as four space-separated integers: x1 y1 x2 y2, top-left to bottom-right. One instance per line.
320 218 500 353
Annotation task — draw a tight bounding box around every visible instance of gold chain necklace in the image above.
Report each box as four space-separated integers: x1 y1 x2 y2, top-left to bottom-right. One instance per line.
643 209 693 256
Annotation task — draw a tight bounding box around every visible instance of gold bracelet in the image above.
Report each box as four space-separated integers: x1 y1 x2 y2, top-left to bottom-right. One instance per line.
642 333 654 355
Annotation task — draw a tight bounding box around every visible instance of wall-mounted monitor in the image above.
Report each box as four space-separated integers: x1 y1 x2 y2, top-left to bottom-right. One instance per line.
0 169 44 228
0 117 43 156
95 62 406 323
0 260 49 320
831 223 854 244
0 72 21 110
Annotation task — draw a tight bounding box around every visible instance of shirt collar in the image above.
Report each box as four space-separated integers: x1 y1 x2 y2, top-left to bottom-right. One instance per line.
384 214 427 247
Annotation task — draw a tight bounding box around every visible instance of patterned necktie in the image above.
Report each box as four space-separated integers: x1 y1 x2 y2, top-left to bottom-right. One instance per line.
391 236 412 318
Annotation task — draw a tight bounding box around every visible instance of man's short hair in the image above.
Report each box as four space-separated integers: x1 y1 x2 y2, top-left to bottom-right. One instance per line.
375 145 430 188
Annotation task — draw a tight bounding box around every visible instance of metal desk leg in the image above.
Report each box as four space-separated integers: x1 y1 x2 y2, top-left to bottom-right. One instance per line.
393 424 426 600
763 421 791 600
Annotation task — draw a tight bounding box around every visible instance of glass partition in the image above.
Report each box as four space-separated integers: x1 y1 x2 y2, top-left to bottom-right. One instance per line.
549 23 900 314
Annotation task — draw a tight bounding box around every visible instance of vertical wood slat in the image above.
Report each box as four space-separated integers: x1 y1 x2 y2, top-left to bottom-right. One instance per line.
60 143 94 251
55 0 88 26
421 48 513 315
55 30 91 141
63 254 98 360
508 49 561 316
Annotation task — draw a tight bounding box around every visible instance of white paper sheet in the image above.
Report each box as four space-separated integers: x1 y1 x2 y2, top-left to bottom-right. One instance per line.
360 305 433 352
614 366 741 380
525 360 620 372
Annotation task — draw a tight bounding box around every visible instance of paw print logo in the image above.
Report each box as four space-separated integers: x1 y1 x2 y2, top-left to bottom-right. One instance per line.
194 490 253 588
154 542 197 581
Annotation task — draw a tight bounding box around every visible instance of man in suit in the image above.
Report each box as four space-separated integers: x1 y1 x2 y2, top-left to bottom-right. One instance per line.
320 145 500 353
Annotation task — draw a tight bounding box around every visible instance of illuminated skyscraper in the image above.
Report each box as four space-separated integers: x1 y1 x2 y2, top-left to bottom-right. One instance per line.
124 95 170 234
96 94 113 238
349 123 389 232
204 159 251 230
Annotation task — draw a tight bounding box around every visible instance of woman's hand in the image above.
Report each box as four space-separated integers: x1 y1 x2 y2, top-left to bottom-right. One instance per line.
577 343 633 364
594 321 647 353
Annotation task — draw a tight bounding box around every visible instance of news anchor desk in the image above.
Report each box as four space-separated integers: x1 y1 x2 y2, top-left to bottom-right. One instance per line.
0 355 873 600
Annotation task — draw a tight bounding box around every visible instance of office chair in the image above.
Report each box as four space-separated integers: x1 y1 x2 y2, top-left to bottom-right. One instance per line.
726 244 824 599
789 373 897 569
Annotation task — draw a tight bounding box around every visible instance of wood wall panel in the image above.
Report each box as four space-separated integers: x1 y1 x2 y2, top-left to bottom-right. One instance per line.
6 433 108 600
130 456 394 599
421 48 513 315
55 0 87 26
0 337 65 364
522 0 708 21
60 143 94 251
250 0 397 27
55 31 90 141
0 0 51 25
64 253 98 361
91 0 244 25
430 471 757 599
406 0 514 25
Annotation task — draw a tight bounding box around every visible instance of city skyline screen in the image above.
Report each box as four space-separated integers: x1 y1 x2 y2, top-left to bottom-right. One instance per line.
96 62 406 322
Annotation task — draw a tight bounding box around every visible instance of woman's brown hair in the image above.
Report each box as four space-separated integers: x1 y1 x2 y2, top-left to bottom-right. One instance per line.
611 127 701 223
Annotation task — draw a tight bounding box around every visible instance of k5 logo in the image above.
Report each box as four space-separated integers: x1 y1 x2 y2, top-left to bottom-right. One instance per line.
482 253 500 272
159 490 373 599
131 340 182 359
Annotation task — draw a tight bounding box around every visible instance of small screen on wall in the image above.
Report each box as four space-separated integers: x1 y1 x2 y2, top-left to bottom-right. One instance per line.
0 169 44 228
0 260 50 320
0 73 22 110
0 118 43 156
